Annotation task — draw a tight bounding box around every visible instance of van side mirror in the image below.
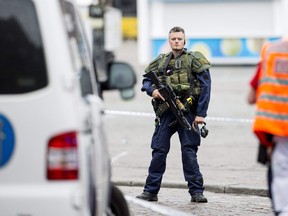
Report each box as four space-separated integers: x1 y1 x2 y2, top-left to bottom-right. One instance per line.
107 62 137 100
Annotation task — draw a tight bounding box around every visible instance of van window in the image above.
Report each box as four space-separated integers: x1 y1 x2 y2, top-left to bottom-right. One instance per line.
0 0 48 94
59 0 98 97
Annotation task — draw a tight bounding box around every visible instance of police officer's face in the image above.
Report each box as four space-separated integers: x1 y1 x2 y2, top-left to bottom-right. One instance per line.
169 32 185 51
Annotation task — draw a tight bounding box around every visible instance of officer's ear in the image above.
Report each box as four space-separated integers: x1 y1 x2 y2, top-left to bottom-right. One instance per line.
184 40 186 45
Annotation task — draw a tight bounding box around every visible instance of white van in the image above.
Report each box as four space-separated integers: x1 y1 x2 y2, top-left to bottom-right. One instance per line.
0 0 135 215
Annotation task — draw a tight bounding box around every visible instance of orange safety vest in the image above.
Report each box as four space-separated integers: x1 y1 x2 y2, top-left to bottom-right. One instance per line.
253 39 288 146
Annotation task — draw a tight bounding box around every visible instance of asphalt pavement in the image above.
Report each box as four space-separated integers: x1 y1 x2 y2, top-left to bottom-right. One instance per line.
102 40 273 215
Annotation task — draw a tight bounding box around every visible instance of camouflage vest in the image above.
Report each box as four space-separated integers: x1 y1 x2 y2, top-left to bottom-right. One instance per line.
145 50 211 97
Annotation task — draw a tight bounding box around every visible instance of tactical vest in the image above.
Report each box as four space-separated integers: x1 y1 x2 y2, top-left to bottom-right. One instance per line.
145 50 211 98
145 50 211 117
253 39 288 143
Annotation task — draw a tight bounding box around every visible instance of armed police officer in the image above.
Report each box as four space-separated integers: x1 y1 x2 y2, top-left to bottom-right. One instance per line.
136 26 212 203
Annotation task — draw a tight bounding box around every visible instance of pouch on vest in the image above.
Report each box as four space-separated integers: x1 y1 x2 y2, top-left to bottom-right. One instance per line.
152 99 169 117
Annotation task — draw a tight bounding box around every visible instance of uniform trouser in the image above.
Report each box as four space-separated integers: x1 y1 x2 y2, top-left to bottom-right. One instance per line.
271 136 288 216
144 110 204 196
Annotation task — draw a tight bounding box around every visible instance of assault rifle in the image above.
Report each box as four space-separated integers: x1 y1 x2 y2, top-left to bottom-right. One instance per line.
143 70 192 131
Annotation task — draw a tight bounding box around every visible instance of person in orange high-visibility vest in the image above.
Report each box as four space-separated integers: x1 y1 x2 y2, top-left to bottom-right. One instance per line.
253 37 288 216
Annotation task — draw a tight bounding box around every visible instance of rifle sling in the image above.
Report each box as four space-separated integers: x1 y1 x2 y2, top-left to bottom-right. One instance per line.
163 52 173 71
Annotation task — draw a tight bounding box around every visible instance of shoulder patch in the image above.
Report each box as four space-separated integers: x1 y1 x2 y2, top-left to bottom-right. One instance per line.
189 51 211 73
163 52 171 57
145 54 164 73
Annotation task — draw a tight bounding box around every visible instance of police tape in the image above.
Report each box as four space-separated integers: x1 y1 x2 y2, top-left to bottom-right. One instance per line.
125 195 196 216
111 151 128 164
104 110 254 124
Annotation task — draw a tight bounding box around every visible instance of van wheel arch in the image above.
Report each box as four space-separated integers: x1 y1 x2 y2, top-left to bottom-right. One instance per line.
109 183 130 216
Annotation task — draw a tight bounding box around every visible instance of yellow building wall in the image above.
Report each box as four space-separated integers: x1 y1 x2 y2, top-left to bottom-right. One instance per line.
122 16 137 40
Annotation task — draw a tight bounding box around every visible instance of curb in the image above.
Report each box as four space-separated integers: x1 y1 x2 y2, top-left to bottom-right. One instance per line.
113 181 269 197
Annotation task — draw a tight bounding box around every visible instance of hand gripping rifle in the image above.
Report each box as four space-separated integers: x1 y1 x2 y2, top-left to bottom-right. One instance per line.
143 70 192 131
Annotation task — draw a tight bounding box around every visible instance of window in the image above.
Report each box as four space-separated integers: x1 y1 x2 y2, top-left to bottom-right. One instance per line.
0 0 48 94
59 0 98 97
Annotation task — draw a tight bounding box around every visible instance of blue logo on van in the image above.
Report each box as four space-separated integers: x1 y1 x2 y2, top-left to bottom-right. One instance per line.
0 114 15 168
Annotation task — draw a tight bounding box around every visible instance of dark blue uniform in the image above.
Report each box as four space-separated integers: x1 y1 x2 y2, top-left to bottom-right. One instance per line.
141 62 211 196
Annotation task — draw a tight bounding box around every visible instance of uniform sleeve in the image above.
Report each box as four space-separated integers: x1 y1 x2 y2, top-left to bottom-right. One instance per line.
141 77 155 96
196 69 211 117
